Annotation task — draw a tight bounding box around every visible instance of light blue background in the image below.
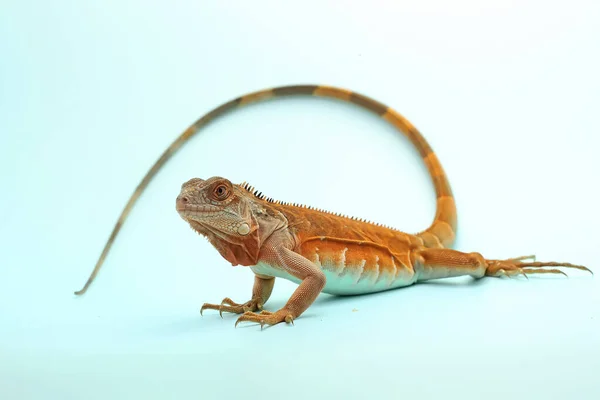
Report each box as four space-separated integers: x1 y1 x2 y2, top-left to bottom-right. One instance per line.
1 1 599 398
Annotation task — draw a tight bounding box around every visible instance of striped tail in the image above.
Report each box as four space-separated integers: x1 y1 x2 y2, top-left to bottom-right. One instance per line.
74 84 456 295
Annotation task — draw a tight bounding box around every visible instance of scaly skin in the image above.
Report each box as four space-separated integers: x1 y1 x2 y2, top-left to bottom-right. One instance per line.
74 84 592 329
178 177 591 328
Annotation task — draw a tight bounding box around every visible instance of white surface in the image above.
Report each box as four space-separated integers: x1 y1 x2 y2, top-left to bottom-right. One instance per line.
1 1 599 399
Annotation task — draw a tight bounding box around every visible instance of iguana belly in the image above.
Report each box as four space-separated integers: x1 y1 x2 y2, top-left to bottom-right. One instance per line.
250 242 417 295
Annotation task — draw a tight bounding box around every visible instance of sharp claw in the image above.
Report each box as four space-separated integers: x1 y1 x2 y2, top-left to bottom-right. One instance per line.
235 316 244 328
200 304 208 316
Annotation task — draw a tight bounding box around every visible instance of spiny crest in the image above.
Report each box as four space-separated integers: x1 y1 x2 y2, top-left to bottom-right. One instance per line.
237 181 397 231
239 181 276 203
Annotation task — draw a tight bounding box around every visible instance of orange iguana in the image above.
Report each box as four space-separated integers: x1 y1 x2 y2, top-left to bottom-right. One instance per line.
74 85 592 328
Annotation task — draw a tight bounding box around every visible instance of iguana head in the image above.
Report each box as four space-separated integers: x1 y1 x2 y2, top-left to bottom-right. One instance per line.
176 176 286 266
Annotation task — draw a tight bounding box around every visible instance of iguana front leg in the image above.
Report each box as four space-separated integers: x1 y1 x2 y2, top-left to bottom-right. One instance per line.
200 275 275 316
235 247 326 328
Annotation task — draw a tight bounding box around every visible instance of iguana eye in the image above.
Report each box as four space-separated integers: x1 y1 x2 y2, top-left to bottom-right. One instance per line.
213 184 229 200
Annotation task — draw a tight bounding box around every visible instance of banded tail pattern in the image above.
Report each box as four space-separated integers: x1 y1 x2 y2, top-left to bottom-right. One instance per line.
75 84 455 295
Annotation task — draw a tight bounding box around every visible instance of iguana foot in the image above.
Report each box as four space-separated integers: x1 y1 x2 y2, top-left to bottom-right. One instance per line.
235 309 295 329
486 257 592 278
486 260 530 279
200 297 263 317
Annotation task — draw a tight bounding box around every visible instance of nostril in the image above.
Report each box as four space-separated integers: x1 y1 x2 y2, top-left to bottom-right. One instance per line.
181 196 189 203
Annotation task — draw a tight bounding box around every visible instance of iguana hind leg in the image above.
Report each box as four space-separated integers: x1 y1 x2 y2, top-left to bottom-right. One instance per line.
200 275 275 316
412 248 592 281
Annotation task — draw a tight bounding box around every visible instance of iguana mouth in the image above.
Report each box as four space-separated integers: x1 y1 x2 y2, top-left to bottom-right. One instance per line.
175 200 219 216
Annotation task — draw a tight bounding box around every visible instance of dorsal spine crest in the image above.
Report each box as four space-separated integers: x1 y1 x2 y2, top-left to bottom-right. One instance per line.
237 182 397 231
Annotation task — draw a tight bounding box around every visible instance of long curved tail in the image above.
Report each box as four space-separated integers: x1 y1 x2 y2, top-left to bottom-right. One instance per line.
74 84 456 295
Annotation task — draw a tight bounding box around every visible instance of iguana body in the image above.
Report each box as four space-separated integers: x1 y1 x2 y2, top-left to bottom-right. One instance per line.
75 84 591 328
239 179 453 296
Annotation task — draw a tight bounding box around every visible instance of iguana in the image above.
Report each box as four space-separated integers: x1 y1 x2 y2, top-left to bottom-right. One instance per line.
74 84 591 328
